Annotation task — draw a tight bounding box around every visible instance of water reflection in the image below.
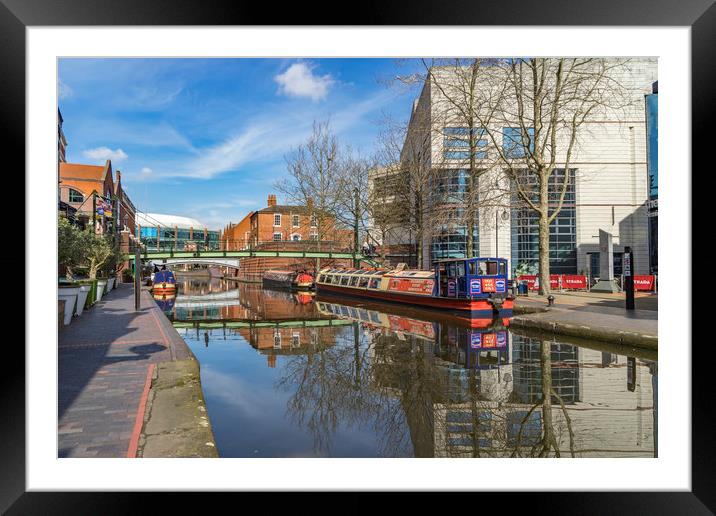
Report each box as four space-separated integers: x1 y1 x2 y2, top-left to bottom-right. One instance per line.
165 278 657 458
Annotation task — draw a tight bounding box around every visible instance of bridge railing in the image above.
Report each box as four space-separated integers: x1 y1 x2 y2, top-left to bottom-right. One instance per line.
140 239 360 255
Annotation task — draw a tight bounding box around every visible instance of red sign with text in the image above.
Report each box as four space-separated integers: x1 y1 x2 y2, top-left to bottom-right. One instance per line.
633 275 656 291
481 278 496 292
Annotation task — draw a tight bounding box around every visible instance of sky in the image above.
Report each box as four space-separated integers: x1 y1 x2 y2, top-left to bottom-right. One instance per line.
58 58 423 230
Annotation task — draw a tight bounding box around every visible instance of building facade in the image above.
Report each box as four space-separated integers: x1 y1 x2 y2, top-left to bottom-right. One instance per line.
393 59 657 277
137 213 220 251
59 160 117 234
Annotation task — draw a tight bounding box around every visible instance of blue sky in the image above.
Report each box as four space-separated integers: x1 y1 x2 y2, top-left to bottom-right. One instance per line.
58 58 422 229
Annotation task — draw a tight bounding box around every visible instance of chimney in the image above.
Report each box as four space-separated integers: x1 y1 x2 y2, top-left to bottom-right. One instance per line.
116 170 121 183
267 194 277 207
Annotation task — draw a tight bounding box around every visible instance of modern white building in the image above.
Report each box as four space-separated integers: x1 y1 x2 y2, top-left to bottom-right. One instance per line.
136 212 221 250
385 58 658 277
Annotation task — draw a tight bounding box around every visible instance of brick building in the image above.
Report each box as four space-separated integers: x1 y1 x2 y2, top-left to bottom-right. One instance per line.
222 194 353 281
59 160 117 234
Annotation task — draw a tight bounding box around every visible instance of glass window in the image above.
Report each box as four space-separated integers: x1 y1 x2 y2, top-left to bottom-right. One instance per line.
273 233 282 241
349 276 360 286
291 234 301 241
274 214 281 226
292 215 299 227
310 214 317 227
358 277 369 288
369 278 380 289
456 262 466 277
486 261 498 275
68 189 84 203
318 275 325 283
340 276 350 286
503 127 535 159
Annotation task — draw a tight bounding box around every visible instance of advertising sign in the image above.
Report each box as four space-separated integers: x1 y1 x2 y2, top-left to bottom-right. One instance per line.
496 331 507 347
495 278 506 292
447 280 456 297
389 278 434 295
482 278 496 293
481 333 497 348
561 275 588 290
470 279 482 295
633 275 656 291
470 333 481 348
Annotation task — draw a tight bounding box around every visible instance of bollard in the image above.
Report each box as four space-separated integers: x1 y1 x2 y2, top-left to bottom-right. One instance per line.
547 295 555 307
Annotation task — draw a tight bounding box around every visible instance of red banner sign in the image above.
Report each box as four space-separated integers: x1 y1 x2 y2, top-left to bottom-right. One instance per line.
482 278 496 292
633 275 656 291
517 274 590 291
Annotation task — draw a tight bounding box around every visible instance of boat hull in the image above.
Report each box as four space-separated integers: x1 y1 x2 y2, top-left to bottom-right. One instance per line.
263 278 314 291
317 283 513 317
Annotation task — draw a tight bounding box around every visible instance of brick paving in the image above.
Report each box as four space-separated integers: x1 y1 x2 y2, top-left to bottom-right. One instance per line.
58 283 191 458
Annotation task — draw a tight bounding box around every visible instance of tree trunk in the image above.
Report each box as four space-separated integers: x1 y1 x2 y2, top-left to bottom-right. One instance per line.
540 340 556 456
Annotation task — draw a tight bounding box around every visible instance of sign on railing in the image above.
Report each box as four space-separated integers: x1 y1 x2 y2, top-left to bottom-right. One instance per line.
633 275 657 291
517 274 590 291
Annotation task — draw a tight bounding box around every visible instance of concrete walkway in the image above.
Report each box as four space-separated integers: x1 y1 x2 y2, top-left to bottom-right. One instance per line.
513 292 658 350
58 283 213 457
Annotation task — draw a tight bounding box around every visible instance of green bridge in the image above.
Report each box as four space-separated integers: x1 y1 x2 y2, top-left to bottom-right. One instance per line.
172 318 354 330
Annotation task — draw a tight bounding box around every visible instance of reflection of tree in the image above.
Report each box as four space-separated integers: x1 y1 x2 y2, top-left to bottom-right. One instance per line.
276 323 394 456
511 339 576 457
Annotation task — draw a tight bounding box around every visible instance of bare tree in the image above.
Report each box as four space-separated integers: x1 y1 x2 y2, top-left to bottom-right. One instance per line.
477 58 632 294
276 120 348 268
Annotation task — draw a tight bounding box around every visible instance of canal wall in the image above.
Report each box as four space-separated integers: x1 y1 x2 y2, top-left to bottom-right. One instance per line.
137 287 218 457
513 294 658 351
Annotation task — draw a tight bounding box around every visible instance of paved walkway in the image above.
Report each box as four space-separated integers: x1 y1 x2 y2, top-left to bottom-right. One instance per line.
513 292 658 349
58 283 192 458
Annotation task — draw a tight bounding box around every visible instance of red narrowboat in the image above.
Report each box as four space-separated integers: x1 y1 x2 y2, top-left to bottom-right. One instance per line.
263 270 315 291
316 257 514 317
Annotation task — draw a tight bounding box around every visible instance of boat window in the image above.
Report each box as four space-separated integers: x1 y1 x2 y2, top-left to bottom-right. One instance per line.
350 276 360 287
340 276 350 286
358 277 369 288
499 261 507 275
457 262 466 277
370 312 381 324
369 278 380 289
447 263 456 277
477 261 487 275
318 275 325 283
486 261 498 275
468 261 477 275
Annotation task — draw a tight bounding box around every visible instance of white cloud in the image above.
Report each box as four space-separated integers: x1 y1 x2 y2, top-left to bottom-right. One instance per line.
140 167 153 175
82 146 128 163
58 79 73 99
274 62 334 101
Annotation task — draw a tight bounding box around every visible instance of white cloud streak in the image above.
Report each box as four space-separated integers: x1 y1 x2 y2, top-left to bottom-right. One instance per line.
82 146 128 163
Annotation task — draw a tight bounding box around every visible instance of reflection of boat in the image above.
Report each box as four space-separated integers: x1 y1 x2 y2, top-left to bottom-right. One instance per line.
316 257 513 317
294 291 315 305
153 292 176 312
263 270 315 291
316 297 510 370
151 269 177 295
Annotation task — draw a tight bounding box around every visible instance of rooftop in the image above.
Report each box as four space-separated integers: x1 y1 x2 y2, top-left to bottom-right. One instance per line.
136 212 211 230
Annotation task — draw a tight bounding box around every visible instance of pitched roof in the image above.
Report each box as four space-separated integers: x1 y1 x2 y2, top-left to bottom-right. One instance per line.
59 162 113 184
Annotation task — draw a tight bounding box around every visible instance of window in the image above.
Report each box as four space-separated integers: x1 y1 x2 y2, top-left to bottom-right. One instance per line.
273 233 282 241
274 214 281 227
443 127 488 160
310 233 318 241
291 234 301 242
68 189 84 203
349 276 360 287
503 127 535 158
310 214 317 227
292 215 299 227
340 276 350 286
273 331 282 348
486 261 498 275
511 169 577 274
358 277 369 288
369 278 380 289
292 333 300 348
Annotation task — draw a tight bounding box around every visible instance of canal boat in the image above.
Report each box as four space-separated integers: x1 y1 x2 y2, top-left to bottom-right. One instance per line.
262 270 315 291
316 257 513 317
151 269 177 295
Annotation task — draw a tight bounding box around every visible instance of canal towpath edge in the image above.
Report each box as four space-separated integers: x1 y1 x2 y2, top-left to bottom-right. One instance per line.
58 283 217 458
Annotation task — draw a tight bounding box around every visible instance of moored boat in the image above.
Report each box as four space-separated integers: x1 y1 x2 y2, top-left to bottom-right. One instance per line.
315 257 513 317
151 269 177 295
262 270 315 291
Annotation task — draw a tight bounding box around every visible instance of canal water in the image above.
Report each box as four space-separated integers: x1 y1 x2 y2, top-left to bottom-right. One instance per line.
155 275 657 458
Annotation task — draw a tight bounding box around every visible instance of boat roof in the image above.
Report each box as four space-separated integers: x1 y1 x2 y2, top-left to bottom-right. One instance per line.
433 257 507 263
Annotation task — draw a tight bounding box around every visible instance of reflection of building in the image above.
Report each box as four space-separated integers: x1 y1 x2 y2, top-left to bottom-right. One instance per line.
236 326 343 368
137 212 220 251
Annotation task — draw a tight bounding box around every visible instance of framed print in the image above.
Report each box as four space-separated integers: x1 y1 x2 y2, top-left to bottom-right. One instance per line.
2 0 709 510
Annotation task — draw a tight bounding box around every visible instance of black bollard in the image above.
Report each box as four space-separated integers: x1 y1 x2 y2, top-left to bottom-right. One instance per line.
547 295 555 307
624 246 635 310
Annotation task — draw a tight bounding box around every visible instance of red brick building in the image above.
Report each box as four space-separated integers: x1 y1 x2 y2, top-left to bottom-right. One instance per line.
221 194 353 281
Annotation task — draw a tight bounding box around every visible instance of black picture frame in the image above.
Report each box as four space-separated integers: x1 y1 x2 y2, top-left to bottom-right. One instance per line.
3 0 707 511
